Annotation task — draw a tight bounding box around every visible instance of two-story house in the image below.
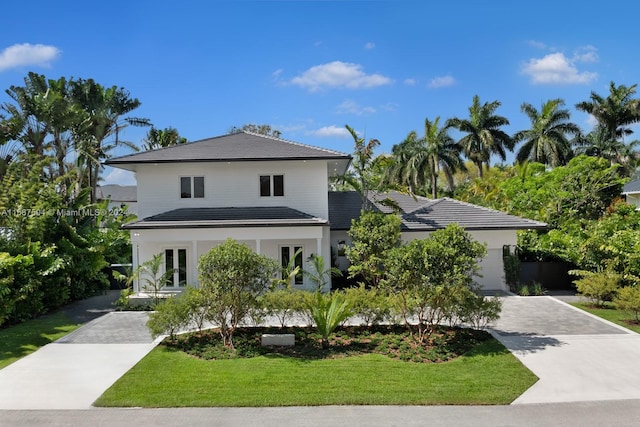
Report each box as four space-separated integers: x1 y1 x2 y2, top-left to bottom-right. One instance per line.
105 132 351 292
106 131 546 293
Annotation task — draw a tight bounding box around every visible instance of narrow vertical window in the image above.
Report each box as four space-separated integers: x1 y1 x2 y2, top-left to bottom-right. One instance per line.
178 249 187 285
273 175 284 196
294 246 303 284
180 177 191 198
260 175 271 196
193 176 205 198
281 246 290 280
164 249 174 287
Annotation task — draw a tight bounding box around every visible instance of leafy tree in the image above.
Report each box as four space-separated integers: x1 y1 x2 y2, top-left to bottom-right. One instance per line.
142 126 187 151
388 117 465 198
447 95 512 178
382 224 487 343
147 295 191 342
514 99 580 167
229 124 281 138
345 211 401 287
197 239 278 348
576 81 640 144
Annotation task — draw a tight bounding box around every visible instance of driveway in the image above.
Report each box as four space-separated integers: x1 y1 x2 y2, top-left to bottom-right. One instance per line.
0 312 158 409
490 295 640 404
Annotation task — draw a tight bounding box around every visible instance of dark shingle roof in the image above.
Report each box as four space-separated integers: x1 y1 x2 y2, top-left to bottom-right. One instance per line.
123 207 328 230
96 185 136 202
328 191 547 231
106 132 351 165
623 179 640 194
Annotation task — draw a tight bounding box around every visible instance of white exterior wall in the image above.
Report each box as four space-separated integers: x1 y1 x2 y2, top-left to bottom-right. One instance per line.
130 225 332 292
135 160 329 219
626 193 640 210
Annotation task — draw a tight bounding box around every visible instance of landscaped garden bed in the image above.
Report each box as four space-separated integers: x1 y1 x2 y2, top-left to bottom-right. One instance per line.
167 325 491 363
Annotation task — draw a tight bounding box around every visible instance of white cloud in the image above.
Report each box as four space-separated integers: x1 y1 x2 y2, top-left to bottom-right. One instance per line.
521 52 597 85
573 45 599 63
336 99 376 115
404 78 417 86
309 125 351 138
428 75 456 89
102 167 136 186
0 43 60 71
585 114 599 128
527 40 547 49
290 61 393 91
364 42 375 50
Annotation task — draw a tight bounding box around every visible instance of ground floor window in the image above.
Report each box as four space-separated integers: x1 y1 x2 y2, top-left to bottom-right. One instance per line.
164 248 187 287
281 245 303 285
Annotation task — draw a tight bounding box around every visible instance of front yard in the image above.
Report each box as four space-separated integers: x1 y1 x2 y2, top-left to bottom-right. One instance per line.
94 327 537 407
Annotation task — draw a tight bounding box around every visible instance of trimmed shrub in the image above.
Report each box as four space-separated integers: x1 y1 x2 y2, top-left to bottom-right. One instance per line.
574 271 621 307
614 286 640 323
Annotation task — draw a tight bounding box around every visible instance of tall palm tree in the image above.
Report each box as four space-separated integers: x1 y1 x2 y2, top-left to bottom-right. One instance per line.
388 117 464 198
336 125 380 210
575 81 640 143
447 95 512 178
573 124 639 175
70 79 150 202
514 99 580 167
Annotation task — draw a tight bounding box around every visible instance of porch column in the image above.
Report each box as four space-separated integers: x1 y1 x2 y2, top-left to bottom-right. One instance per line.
132 242 139 293
256 239 261 254
192 240 198 287
316 238 322 257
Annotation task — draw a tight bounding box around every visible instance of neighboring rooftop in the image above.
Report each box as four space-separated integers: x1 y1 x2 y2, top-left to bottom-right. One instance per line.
96 185 137 202
329 191 547 231
123 206 328 230
623 179 640 194
105 132 352 171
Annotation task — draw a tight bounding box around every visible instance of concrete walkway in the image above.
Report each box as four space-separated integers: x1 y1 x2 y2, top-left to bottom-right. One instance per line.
490 295 640 404
0 301 158 409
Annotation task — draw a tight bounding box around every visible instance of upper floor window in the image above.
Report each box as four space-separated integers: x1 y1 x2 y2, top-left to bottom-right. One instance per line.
180 176 204 198
260 174 284 197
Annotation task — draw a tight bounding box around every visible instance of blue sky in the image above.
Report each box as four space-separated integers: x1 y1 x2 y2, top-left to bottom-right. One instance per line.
1 0 639 185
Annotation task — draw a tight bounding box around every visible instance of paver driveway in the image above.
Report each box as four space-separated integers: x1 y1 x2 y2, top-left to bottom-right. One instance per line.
490 296 640 404
0 312 157 409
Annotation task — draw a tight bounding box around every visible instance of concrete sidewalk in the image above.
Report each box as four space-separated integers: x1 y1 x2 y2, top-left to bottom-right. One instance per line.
490 295 640 404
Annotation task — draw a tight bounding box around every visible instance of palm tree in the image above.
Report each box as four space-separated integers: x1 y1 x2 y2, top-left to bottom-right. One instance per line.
575 81 640 143
70 79 150 202
574 124 639 175
388 117 465 198
514 99 580 167
142 127 187 151
447 95 512 178
336 125 381 210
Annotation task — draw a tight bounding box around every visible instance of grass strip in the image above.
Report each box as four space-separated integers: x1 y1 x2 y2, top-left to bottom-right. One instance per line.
95 338 537 407
0 312 81 369
571 302 640 334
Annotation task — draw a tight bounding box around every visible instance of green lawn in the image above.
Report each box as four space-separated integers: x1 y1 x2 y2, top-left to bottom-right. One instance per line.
0 312 81 369
95 338 537 407
571 302 640 334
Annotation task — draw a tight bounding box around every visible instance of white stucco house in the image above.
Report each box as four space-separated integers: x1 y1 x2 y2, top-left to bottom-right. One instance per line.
105 131 545 293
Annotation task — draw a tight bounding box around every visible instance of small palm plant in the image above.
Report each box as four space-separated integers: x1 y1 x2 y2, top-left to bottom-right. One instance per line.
308 291 353 349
